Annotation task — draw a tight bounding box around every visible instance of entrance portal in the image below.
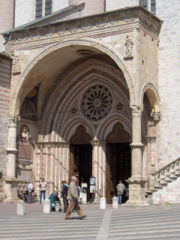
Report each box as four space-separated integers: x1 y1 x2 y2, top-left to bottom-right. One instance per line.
106 123 131 203
70 126 92 202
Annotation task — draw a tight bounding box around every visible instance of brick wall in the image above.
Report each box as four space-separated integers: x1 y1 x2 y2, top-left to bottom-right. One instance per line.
0 54 11 179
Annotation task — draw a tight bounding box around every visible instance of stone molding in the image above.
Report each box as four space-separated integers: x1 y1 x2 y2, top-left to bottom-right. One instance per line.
37 142 69 148
8 115 19 126
130 142 144 148
5 7 162 49
90 140 105 147
6 148 18 153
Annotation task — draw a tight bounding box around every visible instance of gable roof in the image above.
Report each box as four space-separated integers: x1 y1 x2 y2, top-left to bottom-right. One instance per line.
3 3 85 35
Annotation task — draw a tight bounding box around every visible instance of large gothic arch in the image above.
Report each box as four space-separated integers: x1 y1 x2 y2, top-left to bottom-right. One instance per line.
10 37 135 116
39 59 130 142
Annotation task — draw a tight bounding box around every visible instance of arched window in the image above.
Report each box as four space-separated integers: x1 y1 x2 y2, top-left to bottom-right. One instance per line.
36 0 43 19
139 0 156 15
36 0 52 19
45 0 52 16
151 0 156 14
139 0 148 9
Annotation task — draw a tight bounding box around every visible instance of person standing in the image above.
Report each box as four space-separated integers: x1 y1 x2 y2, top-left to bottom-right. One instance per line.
116 180 125 204
39 177 47 204
27 182 33 203
62 180 69 213
65 176 86 220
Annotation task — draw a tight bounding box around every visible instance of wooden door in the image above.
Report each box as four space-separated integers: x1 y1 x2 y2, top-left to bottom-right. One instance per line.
106 143 131 203
70 144 92 201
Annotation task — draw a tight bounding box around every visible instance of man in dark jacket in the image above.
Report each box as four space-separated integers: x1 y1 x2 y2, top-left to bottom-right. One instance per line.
65 176 86 220
62 180 69 212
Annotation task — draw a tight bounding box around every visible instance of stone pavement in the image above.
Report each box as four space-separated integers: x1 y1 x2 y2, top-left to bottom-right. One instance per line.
1 203 180 239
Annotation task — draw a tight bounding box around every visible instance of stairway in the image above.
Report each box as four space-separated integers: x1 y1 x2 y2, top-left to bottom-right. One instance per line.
147 157 180 204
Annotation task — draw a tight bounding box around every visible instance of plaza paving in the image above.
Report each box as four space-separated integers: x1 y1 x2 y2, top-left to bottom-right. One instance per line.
1 203 180 239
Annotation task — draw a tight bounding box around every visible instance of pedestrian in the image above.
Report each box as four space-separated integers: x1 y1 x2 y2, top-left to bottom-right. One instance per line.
39 177 47 204
49 191 61 211
116 180 125 204
65 176 87 220
73 185 82 212
27 181 34 203
62 180 69 213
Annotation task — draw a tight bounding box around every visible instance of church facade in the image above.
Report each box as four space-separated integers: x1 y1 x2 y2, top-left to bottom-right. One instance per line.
0 0 180 205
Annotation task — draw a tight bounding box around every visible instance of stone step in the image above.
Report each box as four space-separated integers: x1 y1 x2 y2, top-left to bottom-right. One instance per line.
1 205 180 240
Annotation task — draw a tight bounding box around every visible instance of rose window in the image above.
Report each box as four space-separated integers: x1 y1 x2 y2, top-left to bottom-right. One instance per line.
81 85 112 121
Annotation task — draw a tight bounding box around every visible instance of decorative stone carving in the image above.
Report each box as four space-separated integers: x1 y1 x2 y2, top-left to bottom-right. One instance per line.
124 36 134 60
81 85 112 121
116 102 123 111
71 107 77 115
11 50 21 74
8 115 19 126
151 111 161 123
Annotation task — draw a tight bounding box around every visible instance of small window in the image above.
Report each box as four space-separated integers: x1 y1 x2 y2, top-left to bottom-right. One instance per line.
45 0 52 16
36 0 43 19
151 0 156 14
139 0 148 9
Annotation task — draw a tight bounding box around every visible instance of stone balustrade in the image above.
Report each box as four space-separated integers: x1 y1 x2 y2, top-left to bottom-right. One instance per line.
148 157 180 195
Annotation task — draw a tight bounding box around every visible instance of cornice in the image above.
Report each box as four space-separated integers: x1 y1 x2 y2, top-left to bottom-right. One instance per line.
5 7 162 49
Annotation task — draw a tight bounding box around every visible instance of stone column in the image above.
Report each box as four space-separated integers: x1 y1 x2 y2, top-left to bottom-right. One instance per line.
91 140 105 202
5 116 19 202
127 107 146 205
63 143 70 182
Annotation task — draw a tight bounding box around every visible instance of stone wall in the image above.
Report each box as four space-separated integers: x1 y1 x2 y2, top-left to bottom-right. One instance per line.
15 0 35 27
106 0 138 11
70 0 104 16
53 0 69 12
0 0 14 51
15 0 70 28
156 0 180 168
0 54 11 180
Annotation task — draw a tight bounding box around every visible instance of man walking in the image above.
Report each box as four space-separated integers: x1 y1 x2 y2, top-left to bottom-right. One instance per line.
116 180 125 204
65 176 87 220
39 177 47 204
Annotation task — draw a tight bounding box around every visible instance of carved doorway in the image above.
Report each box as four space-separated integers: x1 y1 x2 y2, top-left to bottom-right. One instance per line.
106 123 131 203
70 125 92 201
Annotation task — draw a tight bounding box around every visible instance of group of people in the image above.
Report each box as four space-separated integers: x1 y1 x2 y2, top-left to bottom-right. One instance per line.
47 176 86 220
20 177 125 220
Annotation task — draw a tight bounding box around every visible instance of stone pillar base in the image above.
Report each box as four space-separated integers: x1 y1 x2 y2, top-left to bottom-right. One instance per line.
125 178 149 206
4 177 20 202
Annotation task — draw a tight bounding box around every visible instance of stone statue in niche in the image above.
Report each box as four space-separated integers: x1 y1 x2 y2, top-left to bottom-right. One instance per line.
20 125 30 143
17 125 33 167
124 36 134 60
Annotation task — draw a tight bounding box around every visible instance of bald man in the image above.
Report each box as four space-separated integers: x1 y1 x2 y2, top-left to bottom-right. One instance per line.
65 176 86 220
